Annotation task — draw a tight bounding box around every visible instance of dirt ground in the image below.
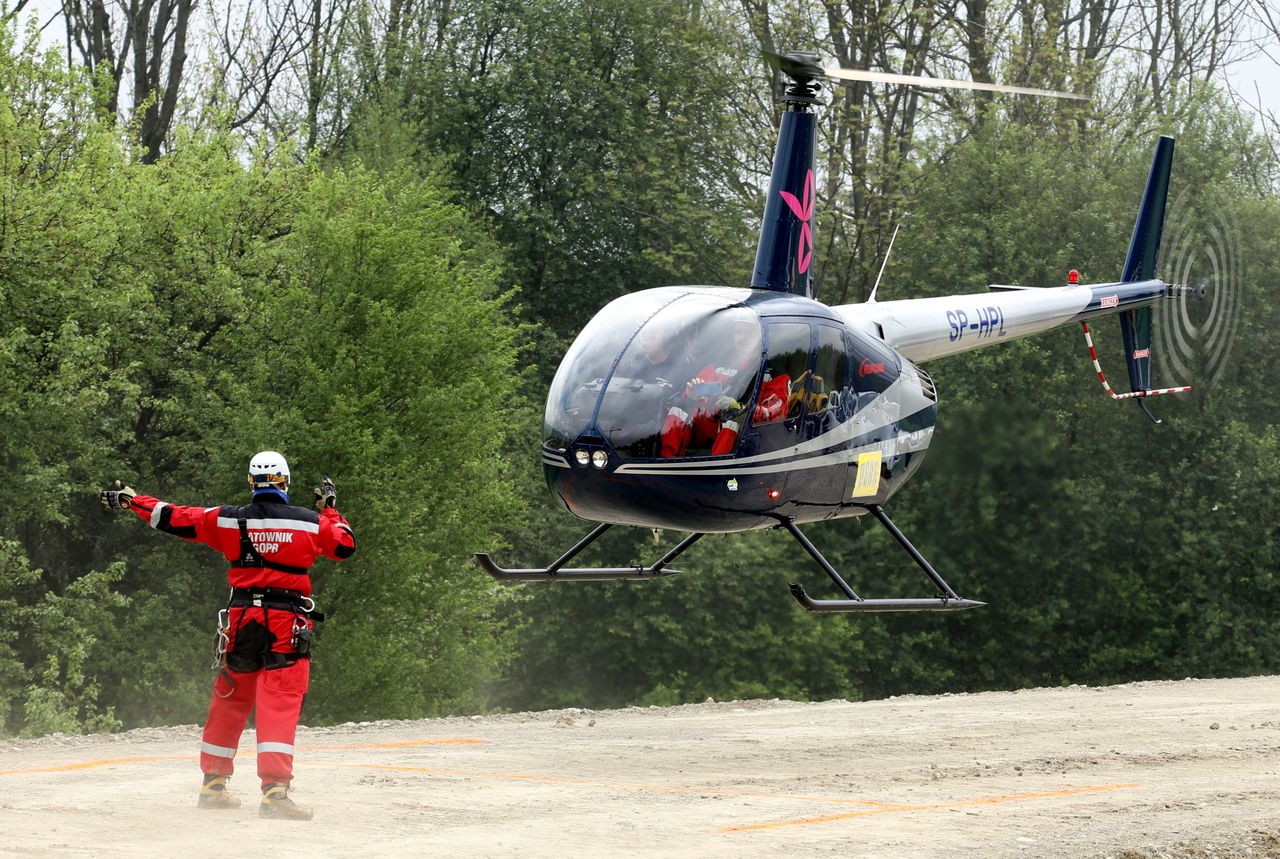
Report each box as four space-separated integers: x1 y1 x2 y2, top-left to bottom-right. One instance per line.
2 676 1278 858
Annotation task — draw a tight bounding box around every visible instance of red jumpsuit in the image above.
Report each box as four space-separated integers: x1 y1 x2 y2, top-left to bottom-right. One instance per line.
129 493 355 788
753 373 792 424
659 363 748 458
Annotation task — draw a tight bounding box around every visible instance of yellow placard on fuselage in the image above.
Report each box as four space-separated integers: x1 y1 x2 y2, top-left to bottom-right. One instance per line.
852 451 882 497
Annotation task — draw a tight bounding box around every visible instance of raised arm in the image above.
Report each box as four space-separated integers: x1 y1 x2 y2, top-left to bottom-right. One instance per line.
313 476 355 561
100 481 218 545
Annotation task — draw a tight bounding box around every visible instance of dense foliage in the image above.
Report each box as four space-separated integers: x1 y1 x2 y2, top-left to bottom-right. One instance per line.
0 2 1276 735
0 24 524 734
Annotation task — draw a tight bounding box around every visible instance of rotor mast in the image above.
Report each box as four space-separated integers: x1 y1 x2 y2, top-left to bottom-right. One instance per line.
752 52 823 298
750 49 1088 298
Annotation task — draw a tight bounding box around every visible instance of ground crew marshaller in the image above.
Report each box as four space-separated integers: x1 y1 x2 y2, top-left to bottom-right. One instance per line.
100 451 355 820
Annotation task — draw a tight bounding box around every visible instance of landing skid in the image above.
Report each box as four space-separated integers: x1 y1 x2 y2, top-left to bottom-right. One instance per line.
477 507 981 614
785 506 985 613
475 524 703 582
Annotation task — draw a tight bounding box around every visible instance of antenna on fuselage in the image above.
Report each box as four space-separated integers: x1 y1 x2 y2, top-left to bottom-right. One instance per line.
867 221 902 303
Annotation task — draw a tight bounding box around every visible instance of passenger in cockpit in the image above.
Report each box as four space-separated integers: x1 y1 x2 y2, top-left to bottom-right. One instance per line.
659 318 762 458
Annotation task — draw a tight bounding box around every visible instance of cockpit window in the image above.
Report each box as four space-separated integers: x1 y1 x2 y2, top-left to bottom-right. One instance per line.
752 322 811 425
811 324 848 417
848 329 900 406
605 303 762 459
543 288 762 459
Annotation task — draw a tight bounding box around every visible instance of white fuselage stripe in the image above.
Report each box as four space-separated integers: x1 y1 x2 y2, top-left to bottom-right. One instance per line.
542 453 570 468
149 501 168 528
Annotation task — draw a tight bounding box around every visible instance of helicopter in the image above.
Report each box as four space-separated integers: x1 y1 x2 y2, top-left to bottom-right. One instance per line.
476 50 1195 614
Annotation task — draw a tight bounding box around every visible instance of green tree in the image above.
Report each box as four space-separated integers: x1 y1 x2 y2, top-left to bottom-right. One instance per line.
347 0 759 368
0 17 529 733
250 162 528 720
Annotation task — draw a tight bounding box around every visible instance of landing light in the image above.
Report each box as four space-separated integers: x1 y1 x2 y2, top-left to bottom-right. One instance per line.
591 450 607 468
575 450 590 466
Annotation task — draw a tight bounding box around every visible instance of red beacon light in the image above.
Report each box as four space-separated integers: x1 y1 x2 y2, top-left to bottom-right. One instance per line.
766 488 782 500
1068 269 1080 285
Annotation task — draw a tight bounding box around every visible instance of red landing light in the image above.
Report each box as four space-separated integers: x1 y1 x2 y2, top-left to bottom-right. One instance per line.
766 489 782 500
1068 269 1080 285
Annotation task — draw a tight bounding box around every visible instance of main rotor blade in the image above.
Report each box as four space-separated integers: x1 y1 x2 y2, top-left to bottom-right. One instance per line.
822 66 1088 101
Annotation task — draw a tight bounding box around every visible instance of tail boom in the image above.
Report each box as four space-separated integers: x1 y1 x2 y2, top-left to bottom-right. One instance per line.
835 277 1168 364
836 136 1190 414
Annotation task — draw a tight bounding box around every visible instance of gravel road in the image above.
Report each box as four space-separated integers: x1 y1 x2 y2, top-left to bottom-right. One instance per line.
2 675 1278 857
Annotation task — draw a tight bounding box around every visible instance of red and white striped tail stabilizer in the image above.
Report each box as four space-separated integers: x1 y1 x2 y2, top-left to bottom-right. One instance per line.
1080 322 1192 400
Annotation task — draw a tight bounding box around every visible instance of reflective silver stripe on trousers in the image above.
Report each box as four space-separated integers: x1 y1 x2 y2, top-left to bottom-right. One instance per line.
257 741 294 756
149 501 169 528
200 741 237 759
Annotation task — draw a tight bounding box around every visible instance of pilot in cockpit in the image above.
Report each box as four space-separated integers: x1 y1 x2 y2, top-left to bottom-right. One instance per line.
631 324 698 388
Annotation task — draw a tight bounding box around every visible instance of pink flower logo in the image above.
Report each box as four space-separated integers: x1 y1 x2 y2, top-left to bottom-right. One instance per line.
779 169 814 274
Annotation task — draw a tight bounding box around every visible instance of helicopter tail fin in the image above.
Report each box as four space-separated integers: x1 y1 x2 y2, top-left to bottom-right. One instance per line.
1117 136 1174 394
1075 136 1188 422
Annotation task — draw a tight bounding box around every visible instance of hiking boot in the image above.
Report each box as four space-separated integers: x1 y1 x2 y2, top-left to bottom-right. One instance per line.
258 783 313 820
197 775 241 809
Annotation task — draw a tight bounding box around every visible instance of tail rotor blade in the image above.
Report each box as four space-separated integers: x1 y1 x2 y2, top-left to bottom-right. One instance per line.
1155 184 1244 391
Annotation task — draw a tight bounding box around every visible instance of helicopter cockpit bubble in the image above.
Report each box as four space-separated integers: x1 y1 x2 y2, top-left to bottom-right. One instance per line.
542 288 762 459
543 289 684 449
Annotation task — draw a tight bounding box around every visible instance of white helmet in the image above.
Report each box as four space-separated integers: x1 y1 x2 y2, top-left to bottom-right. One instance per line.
247 450 290 492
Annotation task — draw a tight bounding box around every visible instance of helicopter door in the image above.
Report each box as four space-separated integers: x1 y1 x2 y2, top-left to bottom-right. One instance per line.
749 321 812 454
806 324 851 438
799 324 854 513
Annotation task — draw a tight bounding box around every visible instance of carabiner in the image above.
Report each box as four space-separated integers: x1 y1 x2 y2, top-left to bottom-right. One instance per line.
211 608 231 670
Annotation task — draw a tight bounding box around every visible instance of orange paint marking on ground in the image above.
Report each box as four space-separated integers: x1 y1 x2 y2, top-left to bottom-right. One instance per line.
0 738 483 777
312 738 488 751
718 783 1142 832
332 762 895 808
0 755 190 776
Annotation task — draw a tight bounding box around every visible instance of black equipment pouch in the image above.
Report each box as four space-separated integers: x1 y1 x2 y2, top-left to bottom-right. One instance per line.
291 623 313 657
262 649 295 670
224 618 275 674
